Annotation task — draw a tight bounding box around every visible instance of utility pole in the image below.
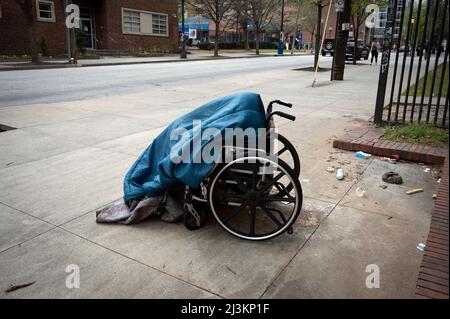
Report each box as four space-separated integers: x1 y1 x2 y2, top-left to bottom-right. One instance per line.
180 0 187 59
331 0 351 80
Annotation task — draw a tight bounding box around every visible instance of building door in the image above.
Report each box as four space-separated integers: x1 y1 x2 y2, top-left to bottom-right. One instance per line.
79 8 95 50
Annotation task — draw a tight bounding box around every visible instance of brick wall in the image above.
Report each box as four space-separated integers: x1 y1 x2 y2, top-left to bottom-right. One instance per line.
103 0 179 53
0 0 179 56
0 0 66 56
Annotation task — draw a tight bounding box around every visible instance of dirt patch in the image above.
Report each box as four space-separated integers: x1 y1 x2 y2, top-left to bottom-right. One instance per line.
298 209 324 226
292 67 331 72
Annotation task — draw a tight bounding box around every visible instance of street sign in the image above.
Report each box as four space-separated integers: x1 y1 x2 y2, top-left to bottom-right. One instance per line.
188 29 197 39
335 0 344 12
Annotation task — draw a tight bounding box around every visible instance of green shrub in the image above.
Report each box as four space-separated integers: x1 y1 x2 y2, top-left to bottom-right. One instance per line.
197 41 278 51
40 36 48 56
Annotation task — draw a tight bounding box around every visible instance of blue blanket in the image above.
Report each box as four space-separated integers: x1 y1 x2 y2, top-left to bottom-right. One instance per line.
123 92 267 204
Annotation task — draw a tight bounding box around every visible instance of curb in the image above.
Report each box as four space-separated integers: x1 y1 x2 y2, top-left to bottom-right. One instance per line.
333 126 448 164
414 157 449 299
0 53 313 72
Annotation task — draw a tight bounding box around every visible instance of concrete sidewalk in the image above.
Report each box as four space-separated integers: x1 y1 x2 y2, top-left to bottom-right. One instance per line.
0 50 312 71
0 57 440 298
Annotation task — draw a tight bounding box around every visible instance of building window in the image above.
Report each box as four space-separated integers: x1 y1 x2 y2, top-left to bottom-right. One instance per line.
123 9 141 33
152 14 167 35
122 8 168 37
36 0 55 22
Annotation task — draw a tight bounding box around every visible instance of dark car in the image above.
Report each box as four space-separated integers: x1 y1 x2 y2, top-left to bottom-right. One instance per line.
321 38 335 56
345 41 369 60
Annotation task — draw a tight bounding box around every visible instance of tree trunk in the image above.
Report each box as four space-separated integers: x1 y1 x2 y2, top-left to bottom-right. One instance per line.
255 30 260 55
331 0 351 80
245 30 250 51
214 21 219 57
291 0 301 55
29 22 39 63
19 0 40 63
352 16 357 64
314 4 322 70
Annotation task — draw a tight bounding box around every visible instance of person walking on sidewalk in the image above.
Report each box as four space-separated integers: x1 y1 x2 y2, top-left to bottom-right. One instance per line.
370 39 379 65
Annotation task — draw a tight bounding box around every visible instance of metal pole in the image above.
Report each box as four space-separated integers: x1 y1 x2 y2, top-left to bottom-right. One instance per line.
181 0 187 59
374 0 398 124
63 0 72 63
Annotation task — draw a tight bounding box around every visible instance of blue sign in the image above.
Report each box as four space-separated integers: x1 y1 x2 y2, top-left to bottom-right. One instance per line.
179 17 209 32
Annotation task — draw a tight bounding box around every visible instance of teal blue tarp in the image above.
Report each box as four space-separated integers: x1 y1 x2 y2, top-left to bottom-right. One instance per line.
123 92 266 204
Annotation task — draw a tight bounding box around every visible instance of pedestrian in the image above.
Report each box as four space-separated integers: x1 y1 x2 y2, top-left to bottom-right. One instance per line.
370 39 379 65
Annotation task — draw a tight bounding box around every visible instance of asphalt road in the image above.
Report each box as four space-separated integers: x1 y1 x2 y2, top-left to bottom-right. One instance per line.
0 55 329 107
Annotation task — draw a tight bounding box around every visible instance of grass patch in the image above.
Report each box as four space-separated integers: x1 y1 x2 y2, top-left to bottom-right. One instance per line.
383 123 449 146
403 63 448 98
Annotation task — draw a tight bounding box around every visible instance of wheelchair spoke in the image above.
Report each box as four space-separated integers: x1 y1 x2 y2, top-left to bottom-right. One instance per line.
263 196 296 203
224 201 248 224
261 205 284 229
251 165 258 189
264 205 288 224
249 206 256 235
261 171 285 193
277 146 288 157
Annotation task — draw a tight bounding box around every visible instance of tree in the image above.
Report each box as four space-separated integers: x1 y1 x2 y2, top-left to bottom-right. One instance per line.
187 0 236 56
15 0 39 63
276 0 303 53
299 0 318 51
350 0 386 64
289 0 302 54
312 1 328 69
246 0 278 55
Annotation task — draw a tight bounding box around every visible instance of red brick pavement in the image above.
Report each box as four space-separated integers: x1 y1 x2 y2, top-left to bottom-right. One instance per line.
414 157 449 299
333 127 448 164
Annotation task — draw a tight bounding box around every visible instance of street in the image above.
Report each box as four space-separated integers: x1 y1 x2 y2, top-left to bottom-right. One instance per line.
0 55 324 107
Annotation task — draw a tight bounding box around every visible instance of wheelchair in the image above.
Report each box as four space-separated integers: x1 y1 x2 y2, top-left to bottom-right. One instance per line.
182 100 302 241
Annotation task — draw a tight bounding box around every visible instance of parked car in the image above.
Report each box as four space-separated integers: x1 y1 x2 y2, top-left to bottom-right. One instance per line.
321 38 335 56
345 41 369 60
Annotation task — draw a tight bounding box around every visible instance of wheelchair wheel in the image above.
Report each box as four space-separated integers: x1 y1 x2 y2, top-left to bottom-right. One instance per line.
273 133 300 178
266 133 300 193
208 157 303 241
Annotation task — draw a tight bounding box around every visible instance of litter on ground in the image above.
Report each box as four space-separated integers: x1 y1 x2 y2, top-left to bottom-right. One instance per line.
356 151 372 159
406 188 424 195
417 243 426 252
336 168 345 180
382 171 403 184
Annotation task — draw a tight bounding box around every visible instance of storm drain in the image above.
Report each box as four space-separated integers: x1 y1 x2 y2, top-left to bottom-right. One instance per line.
0 124 16 132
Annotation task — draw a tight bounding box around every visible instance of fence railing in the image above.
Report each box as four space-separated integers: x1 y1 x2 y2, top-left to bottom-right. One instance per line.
374 0 449 128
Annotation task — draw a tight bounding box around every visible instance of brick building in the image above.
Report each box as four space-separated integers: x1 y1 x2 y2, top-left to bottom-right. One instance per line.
0 0 179 56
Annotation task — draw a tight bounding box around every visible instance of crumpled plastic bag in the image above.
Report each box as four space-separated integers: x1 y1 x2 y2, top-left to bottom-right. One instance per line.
95 189 186 225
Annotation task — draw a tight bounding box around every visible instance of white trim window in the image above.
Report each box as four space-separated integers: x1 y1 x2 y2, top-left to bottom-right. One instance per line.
122 8 168 37
123 9 141 33
36 0 55 23
152 14 167 35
